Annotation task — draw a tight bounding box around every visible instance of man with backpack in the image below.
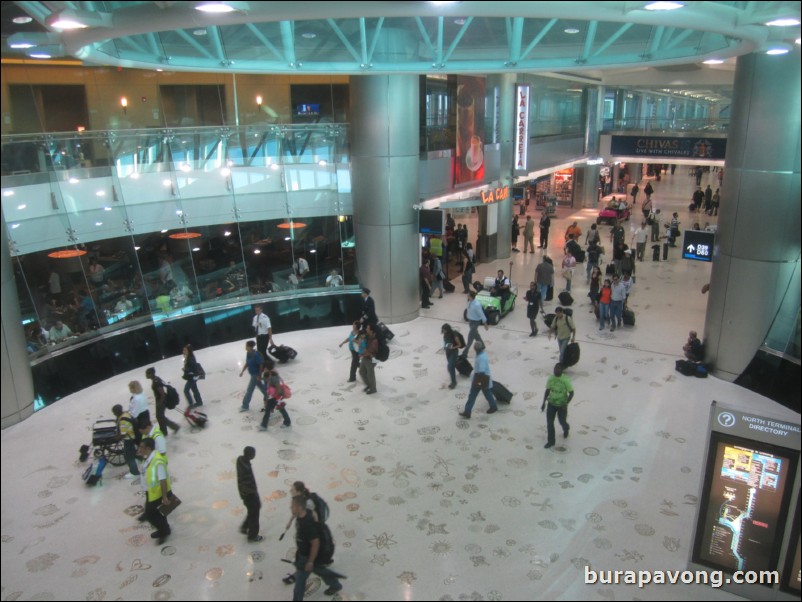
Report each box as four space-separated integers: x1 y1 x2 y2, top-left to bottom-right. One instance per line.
145 367 180 436
290 494 343 600
359 323 379 395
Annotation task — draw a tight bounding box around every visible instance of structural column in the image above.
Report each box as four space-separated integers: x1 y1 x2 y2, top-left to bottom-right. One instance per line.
704 50 801 381
351 75 420 324
1 210 35 427
484 73 516 261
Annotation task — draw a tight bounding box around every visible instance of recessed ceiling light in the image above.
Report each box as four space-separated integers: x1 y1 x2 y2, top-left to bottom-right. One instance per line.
95 222 103 226
195 1 249 13
454 18 466 25
766 18 801 27
9 41 35 49
766 47 790 55
193 29 207 36
11 223 21 229
301 32 316 39
564 28 580 34
17 204 27 210
644 2 685 10
29 53 51 59
95 190 106 197
69 177 80 184
13 16 33 24
703 59 724 65
3 190 14 197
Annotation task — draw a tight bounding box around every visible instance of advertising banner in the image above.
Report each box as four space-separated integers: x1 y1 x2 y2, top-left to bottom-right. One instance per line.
611 135 727 160
455 76 486 185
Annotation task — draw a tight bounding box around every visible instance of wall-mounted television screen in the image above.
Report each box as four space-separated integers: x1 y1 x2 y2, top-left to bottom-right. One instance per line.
692 432 799 578
297 104 320 115
419 209 444 235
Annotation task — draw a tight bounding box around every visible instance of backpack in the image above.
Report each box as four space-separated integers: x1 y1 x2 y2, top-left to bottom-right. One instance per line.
454 331 466 349
280 381 292 399
164 383 180 410
309 492 330 523
375 331 390 362
316 522 336 565
196 363 206 380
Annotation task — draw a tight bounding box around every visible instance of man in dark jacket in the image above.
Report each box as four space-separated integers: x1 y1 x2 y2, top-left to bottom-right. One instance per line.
237 446 263 542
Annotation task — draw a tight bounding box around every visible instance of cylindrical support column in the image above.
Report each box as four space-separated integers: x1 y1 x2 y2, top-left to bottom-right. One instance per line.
485 73 516 261
1 210 36 428
576 165 601 208
705 50 801 381
351 75 420 324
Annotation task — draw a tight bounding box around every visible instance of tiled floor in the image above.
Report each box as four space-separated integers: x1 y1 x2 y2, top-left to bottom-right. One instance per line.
2 170 796 601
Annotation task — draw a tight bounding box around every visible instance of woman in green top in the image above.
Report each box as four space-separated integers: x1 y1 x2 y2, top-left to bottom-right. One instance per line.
541 363 574 449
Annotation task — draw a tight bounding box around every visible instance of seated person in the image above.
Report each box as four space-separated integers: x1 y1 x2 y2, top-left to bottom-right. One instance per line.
114 297 134 315
491 269 511 304
154 291 172 313
49 319 73 343
683 330 704 362
168 280 194 306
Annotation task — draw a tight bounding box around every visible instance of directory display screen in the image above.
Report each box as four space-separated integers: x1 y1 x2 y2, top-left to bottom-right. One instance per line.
693 433 798 576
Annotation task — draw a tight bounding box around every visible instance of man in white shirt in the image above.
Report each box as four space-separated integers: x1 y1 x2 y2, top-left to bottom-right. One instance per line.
631 222 649 262
252 305 273 359
49 320 73 343
326 269 343 287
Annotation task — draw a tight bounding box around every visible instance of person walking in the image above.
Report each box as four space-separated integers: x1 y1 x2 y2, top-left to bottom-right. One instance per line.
586 241 602 284
139 437 176 545
535 255 554 304
523 215 535 253
338 321 362 383
461 291 488 357
430 255 445 299
359 323 378 395
598 278 612 330
561 249 576 292
524 281 542 337
643 181 654 202
610 274 626 331
630 182 639 205
419 259 433 309
237 446 263 542
259 368 292 430
289 496 343 601
252 305 273 360
239 340 267 412
547 306 576 364
511 215 521 252
461 243 475 293
181 344 204 408
145 367 180 436
541 363 574 449
458 342 498 419
441 324 464 389
128 380 151 429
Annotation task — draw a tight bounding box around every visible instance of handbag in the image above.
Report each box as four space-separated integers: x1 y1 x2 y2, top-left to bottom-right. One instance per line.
158 494 182 517
562 269 573 281
473 373 489 389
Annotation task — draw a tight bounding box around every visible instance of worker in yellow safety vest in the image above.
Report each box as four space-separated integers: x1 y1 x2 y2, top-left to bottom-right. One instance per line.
138 437 176 545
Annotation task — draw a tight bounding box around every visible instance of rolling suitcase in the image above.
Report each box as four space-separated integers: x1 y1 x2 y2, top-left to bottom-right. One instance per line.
545 285 554 301
268 344 297 363
456 356 473 376
563 342 580 367
492 381 513 404
558 291 573 306
443 280 456 293
622 308 635 326
184 407 208 428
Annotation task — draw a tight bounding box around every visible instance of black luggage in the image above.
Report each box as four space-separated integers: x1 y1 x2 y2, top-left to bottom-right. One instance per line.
543 313 555 328
622 308 635 326
82 456 108 487
576 249 586 263
456 356 473 376
651 244 660 261
688 202 696 211
563 342 580 367
184 407 208 428
268 344 297 363
492 381 513 404
545 285 554 301
675 359 696 376
443 280 456 293
605 263 616 276
377 321 395 342
558 291 573 306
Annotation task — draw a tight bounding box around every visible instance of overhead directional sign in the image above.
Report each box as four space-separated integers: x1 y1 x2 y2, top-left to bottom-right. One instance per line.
682 230 715 262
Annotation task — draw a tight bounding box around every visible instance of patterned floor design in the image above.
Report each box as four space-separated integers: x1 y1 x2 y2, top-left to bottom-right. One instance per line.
2 171 795 601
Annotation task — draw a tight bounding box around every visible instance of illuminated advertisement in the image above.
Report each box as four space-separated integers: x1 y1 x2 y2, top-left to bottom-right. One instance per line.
455 76 486 185
693 432 798 577
514 84 530 172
